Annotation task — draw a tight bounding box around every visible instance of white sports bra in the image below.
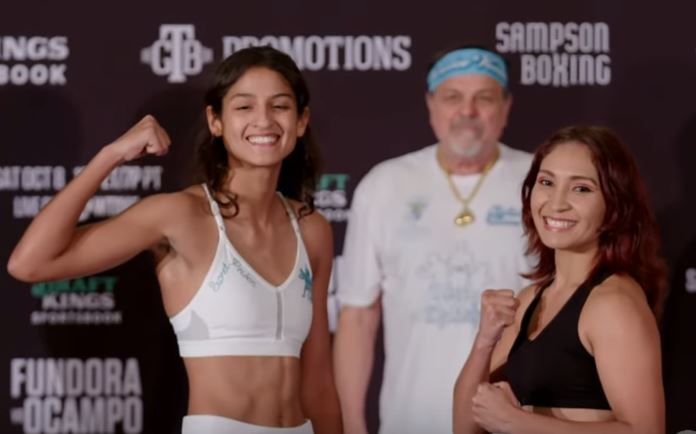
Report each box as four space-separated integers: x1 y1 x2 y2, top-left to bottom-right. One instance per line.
169 184 314 358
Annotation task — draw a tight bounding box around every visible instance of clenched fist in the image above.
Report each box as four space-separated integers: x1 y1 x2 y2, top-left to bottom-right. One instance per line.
107 115 172 162
476 289 519 349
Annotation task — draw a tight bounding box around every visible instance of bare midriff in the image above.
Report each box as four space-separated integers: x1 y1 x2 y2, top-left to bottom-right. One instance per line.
525 406 615 422
184 355 305 427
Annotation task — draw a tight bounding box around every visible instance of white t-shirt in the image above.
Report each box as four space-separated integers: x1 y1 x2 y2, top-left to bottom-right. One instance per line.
337 143 533 434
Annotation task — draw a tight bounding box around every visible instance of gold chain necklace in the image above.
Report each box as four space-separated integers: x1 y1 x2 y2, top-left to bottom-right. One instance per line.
442 150 500 227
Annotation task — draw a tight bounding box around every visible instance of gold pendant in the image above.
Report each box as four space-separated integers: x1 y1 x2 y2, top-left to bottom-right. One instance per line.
454 208 475 226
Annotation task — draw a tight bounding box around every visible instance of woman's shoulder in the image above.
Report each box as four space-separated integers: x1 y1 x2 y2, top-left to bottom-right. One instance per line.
297 205 332 240
516 281 544 304
177 184 208 205
283 198 329 229
284 199 333 256
588 273 647 307
583 273 655 329
132 185 210 221
513 282 543 319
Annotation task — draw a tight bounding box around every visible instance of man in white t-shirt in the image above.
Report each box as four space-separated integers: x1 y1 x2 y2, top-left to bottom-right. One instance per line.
333 46 534 434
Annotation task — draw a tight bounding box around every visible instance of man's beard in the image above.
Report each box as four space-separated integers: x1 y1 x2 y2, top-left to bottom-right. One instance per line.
445 117 485 158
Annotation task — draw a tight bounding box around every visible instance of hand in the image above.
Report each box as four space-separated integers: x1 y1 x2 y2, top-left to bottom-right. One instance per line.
476 289 519 348
107 115 171 162
472 381 521 434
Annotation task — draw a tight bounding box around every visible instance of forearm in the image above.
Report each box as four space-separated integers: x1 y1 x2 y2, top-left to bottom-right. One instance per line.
453 337 496 434
510 410 650 434
333 309 379 433
303 381 343 434
9 146 121 277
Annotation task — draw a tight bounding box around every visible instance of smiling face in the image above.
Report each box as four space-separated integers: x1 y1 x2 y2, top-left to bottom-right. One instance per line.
426 73 511 160
530 142 607 254
206 66 309 168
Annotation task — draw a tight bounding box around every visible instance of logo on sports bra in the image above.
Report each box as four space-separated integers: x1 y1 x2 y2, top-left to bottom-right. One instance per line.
299 267 313 301
209 262 232 291
231 258 257 287
209 259 257 291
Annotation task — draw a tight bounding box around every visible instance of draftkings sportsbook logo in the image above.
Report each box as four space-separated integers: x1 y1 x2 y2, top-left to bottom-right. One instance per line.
686 268 696 293
315 173 350 222
29 276 122 326
141 24 214 83
0 35 69 86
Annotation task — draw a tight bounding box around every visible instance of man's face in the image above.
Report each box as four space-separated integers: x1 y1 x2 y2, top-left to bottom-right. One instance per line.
426 74 511 159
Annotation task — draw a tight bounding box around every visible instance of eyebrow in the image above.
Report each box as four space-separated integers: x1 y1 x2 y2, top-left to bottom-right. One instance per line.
439 87 498 94
538 169 599 185
229 92 294 100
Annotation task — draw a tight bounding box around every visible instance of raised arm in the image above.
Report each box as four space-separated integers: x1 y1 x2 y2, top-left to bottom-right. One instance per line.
8 115 171 282
300 212 343 434
453 287 527 434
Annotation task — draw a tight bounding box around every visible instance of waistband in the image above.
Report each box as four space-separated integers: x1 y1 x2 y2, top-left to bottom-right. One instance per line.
182 415 313 434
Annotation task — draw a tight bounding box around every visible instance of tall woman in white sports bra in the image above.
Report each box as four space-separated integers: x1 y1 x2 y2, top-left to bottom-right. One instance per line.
8 46 342 434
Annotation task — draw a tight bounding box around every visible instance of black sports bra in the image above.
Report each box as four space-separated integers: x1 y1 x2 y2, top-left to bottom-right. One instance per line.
504 270 612 409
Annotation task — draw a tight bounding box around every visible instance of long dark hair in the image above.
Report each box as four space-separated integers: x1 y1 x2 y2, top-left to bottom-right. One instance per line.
196 46 319 218
521 126 668 317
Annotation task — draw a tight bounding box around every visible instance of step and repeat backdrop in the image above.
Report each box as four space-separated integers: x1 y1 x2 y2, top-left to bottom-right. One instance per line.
1 1 695 433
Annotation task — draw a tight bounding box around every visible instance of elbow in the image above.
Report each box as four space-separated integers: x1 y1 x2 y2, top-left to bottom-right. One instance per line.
452 416 481 434
451 399 466 434
634 422 665 434
452 383 483 434
338 299 381 330
7 252 42 282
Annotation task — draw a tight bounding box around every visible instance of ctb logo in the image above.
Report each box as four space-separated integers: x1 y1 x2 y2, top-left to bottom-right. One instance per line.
141 24 213 83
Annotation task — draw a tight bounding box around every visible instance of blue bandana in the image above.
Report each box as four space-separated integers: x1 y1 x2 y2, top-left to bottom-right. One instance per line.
427 48 508 92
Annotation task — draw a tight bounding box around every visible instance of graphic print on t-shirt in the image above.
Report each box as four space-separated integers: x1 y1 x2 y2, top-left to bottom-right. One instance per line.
416 240 491 328
406 197 428 222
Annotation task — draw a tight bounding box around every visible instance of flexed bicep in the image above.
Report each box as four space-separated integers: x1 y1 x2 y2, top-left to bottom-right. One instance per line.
8 115 175 283
9 193 172 283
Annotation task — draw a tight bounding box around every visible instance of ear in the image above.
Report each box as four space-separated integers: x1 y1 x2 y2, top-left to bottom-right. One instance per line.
206 105 222 137
296 107 310 138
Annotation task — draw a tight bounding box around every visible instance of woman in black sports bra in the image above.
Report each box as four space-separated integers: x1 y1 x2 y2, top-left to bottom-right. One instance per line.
453 126 667 434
